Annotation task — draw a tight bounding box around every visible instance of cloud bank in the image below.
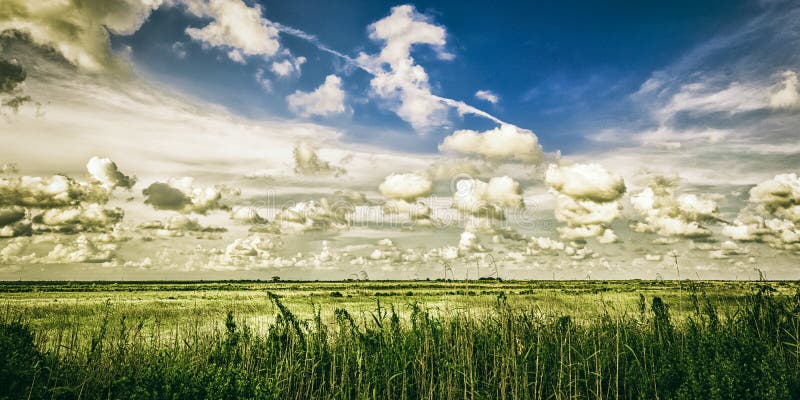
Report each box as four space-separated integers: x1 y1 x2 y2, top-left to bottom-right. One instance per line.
723 173 800 251
546 163 626 242
630 176 721 239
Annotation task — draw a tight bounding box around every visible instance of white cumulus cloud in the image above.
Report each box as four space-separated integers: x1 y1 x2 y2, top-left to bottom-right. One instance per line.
439 124 543 164
293 141 345 176
86 156 136 189
286 75 346 118
272 199 348 233
382 199 431 221
630 178 721 239
358 5 450 130
723 172 800 250
379 171 434 225
0 0 164 71
452 176 523 219
43 234 116 263
142 177 235 214
271 56 306 77
545 163 625 241
769 70 800 109
0 174 108 208
378 172 432 201
33 203 123 234
139 214 226 237
545 163 626 202
475 90 499 104
184 0 281 63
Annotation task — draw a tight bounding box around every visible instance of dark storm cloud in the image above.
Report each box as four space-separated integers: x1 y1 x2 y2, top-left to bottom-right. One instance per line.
0 206 25 226
0 58 25 93
142 182 191 211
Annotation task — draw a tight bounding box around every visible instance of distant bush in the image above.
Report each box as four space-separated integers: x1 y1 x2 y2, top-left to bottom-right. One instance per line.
329 291 343 297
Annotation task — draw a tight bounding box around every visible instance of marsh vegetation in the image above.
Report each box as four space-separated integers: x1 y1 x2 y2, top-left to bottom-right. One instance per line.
1 280 799 399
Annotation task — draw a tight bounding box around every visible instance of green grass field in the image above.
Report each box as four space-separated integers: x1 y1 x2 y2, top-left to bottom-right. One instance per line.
1 280 799 399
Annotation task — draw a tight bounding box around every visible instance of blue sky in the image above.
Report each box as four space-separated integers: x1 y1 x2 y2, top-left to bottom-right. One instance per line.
2 0 800 279
111 0 764 154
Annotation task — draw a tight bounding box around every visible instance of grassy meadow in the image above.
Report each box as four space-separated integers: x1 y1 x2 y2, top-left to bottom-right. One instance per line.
1 280 799 399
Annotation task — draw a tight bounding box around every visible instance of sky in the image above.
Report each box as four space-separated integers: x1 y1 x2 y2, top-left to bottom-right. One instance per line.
0 0 799 280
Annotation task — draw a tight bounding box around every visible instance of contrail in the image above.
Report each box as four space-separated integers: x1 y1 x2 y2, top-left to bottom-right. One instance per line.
271 22 509 127
433 95 504 125
271 22 378 75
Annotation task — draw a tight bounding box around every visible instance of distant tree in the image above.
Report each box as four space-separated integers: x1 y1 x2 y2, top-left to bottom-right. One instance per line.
271 276 281 282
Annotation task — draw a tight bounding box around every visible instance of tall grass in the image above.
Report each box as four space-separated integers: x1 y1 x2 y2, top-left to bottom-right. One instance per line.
1 283 799 399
